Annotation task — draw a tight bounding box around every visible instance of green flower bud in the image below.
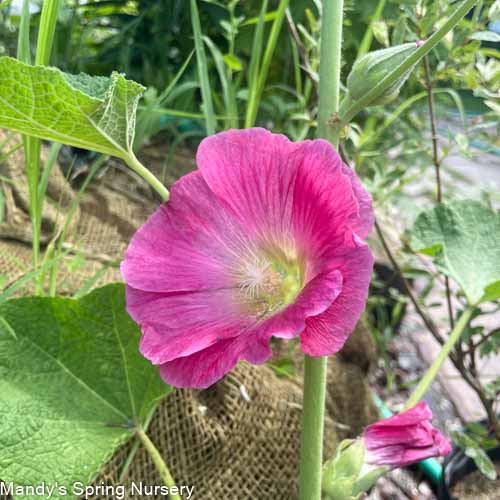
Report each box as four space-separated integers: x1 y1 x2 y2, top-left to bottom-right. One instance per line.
347 41 423 106
322 439 364 500
322 438 390 499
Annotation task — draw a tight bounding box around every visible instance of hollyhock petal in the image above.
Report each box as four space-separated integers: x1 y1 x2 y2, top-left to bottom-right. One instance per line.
299 244 374 356
341 163 374 239
369 401 432 427
159 333 272 389
196 128 300 241
363 402 452 468
126 286 253 364
364 421 437 447
291 140 366 262
197 129 364 256
130 267 342 365
121 171 250 294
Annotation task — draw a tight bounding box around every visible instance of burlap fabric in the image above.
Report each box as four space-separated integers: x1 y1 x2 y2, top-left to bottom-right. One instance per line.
0 130 378 499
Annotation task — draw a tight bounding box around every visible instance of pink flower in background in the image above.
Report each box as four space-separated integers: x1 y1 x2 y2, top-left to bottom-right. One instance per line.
121 128 374 388
363 401 452 467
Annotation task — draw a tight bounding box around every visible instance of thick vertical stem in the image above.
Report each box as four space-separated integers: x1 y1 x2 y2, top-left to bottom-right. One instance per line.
299 2 343 499
316 0 344 147
300 356 328 500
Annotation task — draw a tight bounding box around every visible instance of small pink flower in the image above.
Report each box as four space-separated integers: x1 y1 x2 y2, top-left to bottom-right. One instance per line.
121 128 374 388
363 401 452 467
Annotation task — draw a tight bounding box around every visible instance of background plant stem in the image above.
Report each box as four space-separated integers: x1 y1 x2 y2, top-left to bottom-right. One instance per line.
404 307 474 409
356 0 386 59
423 55 455 330
299 2 343 499
136 428 181 500
374 219 445 345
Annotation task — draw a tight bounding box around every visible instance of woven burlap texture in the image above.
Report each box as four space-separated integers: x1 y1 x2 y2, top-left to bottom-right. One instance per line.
0 130 378 499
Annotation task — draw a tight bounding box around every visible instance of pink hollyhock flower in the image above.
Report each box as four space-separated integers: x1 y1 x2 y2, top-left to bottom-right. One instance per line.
121 128 374 388
363 401 452 467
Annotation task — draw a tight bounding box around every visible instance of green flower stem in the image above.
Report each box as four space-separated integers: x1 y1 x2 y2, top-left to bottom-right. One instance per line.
316 0 344 148
136 428 181 500
125 153 170 202
340 0 478 127
404 307 474 410
300 356 328 500
299 2 343 500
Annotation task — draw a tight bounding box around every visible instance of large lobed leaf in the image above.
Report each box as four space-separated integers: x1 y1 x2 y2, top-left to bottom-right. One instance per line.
411 200 500 305
0 57 145 158
0 284 169 499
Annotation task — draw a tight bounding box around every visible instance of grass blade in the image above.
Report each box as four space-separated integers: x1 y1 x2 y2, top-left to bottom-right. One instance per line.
356 0 387 59
245 0 288 128
46 155 107 296
158 50 194 105
134 51 195 150
245 0 268 128
17 0 31 64
17 0 61 293
190 0 216 135
203 36 239 129
0 252 64 304
37 142 62 215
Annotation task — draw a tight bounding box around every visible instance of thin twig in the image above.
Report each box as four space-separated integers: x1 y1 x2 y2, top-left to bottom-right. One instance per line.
285 9 317 84
471 327 500 350
374 219 445 345
423 55 455 330
424 56 442 202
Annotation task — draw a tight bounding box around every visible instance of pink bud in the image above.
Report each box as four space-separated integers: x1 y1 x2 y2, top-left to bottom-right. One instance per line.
363 401 452 468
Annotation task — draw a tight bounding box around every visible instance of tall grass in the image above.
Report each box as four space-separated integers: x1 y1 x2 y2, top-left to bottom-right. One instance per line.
190 0 216 135
17 0 61 294
245 0 288 128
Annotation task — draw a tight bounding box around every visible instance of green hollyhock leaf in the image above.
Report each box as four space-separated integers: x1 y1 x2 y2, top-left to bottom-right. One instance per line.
0 283 170 499
0 57 145 158
472 450 498 481
411 201 500 305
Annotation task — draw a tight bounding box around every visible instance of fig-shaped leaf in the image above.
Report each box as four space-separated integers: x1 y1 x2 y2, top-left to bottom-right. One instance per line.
0 57 144 158
411 201 500 305
0 284 169 499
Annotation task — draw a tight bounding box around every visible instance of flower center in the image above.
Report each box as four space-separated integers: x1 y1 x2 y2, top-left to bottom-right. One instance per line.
237 252 304 319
